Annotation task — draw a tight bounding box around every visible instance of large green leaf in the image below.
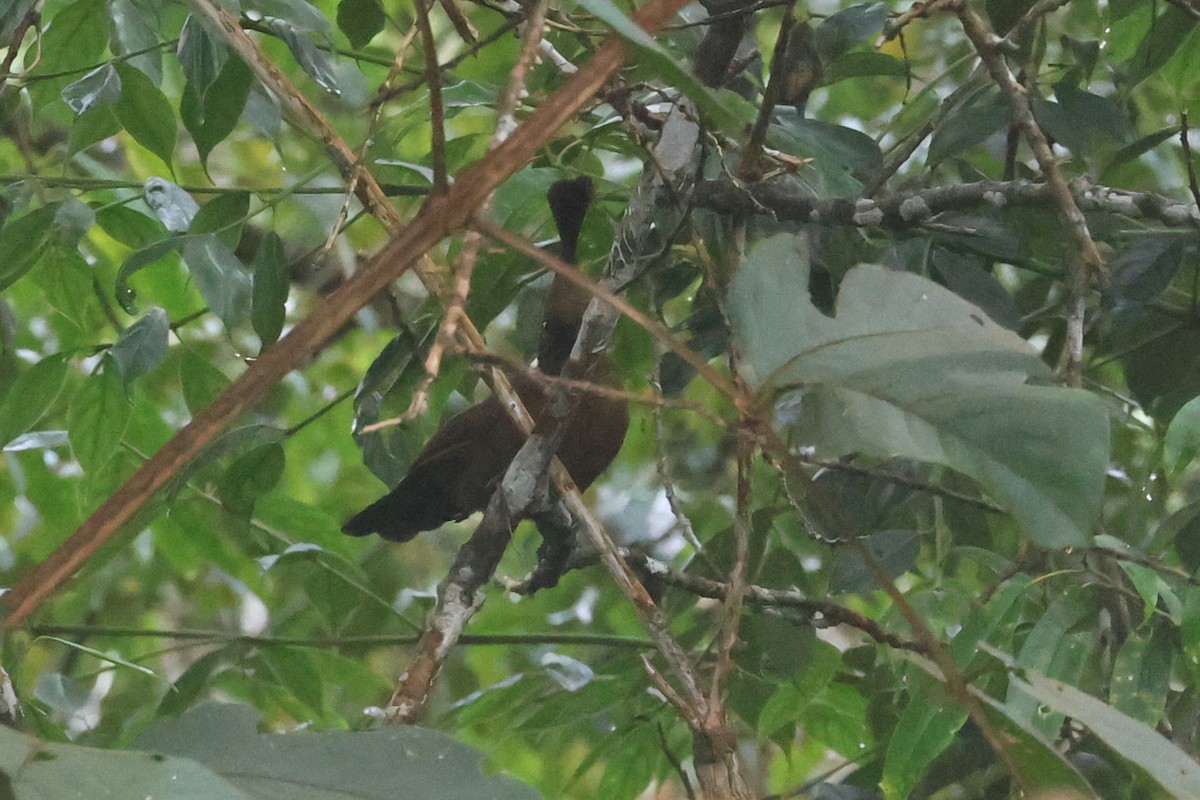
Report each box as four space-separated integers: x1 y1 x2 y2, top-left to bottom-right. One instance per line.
0 722 247 799
1013 668 1200 798
728 233 1109 547
133 702 544 799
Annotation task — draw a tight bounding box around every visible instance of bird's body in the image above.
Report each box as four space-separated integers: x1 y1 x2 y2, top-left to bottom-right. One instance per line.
343 177 628 542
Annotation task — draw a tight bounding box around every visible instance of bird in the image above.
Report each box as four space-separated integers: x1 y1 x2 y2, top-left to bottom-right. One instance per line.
342 176 629 542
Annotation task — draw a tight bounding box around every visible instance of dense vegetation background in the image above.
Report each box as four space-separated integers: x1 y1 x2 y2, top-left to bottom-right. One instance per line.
2 0 1200 797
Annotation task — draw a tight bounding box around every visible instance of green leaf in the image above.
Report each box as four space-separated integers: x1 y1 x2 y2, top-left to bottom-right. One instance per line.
189 191 250 250
114 235 185 312
927 98 1008 168
0 204 60 291
0 717 248 798
66 355 132 475
881 674 967 800
263 17 343 95
252 230 289 348
96 205 165 249
337 0 385 48
133 702 545 799
178 14 229 101
829 529 921 594
1123 6 1197 87
180 350 231 417
111 307 169 382
768 117 881 195
814 2 887 62
217 442 285 516
256 646 324 713
143 177 200 233
114 63 177 168
164 424 284 503
182 233 253 333
729 234 1109 547
25 0 109 110
60 64 121 115
572 0 741 130
180 54 254 169
1014 668 1200 798
0 353 69 446
1109 623 1172 726
108 0 163 83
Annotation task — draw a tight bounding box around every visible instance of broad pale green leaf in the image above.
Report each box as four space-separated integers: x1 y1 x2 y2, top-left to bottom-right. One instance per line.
252 230 288 348
114 63 177 168
0 353 69 446
66 355 132 475
1014 668 1200 798
111 306 169 382
61 64 121 114
729 233 1109 547
182 233 253 332
133 702 544 799
0 722 247 799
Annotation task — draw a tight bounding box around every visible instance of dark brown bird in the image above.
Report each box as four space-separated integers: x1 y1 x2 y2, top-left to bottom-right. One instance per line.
343 177 629 542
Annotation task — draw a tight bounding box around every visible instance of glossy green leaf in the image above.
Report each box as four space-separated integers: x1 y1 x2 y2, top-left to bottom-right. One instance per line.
729 234 1109 547
66 356 132 475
